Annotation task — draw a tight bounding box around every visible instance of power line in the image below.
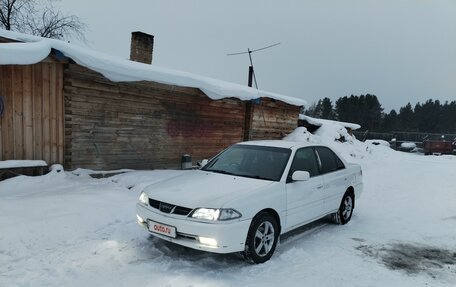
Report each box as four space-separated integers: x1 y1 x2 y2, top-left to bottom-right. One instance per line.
226 42 281 56
227 42 281 89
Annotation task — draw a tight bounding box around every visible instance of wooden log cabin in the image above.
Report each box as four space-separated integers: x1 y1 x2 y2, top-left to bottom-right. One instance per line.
0 30 304 171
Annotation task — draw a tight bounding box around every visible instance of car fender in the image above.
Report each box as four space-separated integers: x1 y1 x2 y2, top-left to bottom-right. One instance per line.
222 182 286 231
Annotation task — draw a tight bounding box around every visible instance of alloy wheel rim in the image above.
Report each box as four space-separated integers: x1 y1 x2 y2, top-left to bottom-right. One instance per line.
342 196 353 220
254 221 275 256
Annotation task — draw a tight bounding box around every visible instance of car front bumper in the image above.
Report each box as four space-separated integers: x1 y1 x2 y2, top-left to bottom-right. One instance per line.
136 203 251 254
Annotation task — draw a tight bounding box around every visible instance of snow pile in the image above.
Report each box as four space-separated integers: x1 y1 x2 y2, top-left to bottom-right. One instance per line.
283 127 318 143
284 121 397 163
291 115 368 160
401 142 417 149
0 166 186 194
0 159 47 168
0 164 66 192
285 124 361 160
0 29 306 106
299 114 361 130
284 123 356 146
365 139 391 147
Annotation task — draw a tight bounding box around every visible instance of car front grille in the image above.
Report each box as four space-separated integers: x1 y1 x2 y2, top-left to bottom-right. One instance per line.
148 199 193 216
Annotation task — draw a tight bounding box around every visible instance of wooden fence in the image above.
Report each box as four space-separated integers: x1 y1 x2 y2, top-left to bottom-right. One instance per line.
0 61 64 165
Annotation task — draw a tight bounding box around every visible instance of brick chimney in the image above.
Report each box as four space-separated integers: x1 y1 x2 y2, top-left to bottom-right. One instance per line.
130 31 154 64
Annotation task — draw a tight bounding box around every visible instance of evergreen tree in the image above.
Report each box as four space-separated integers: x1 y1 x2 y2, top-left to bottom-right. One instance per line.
314 95 456 133
382 109 398 132
304 97 335 120
397 103 414 131
440 101 456 133
304 102 317 117
415 99 441 132
320 97 336 120
363 94 383 130
335 94 382 130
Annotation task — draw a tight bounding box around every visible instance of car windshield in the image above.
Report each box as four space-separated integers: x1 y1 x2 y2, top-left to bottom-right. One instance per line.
202 144 291 181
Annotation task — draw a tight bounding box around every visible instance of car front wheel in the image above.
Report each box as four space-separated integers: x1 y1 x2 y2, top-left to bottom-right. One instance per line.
242 212 279 264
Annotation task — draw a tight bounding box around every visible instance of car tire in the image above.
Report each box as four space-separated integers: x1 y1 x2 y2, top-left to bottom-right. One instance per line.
333 192 354 225
242 212 279 264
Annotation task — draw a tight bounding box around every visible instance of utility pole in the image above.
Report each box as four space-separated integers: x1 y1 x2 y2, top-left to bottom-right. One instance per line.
248 66 254 87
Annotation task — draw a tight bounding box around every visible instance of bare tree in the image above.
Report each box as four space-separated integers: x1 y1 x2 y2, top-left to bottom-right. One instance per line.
0 0 22 31
0 0 86 40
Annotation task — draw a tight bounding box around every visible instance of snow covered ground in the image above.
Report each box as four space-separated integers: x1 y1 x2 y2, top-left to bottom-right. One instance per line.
1 141 456 286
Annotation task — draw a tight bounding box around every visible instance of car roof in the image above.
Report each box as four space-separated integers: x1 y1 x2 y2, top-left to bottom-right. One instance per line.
236 140 316 149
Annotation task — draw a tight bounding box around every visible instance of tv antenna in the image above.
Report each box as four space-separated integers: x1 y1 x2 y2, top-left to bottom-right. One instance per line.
227 42 281 89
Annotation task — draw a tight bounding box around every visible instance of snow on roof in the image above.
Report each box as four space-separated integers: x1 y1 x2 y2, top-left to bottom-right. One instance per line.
299 114 361 130
0 29 306 106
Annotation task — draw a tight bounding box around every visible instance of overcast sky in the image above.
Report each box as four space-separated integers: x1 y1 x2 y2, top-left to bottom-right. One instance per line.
57 0 456 112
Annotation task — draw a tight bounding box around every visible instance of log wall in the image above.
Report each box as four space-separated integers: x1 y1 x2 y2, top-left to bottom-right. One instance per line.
63 64 246 170
0 62 64 164
0 58 300 171
249 98 300 140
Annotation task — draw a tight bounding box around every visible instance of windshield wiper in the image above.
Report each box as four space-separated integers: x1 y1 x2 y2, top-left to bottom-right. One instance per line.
206 169 236 176
240 174 273 181
206 169 273 181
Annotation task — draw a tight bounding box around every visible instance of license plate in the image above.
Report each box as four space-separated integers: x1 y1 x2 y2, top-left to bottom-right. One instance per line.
148 220 177 238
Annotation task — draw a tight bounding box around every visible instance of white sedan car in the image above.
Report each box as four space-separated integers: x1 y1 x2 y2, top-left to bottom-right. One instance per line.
136 140 363 263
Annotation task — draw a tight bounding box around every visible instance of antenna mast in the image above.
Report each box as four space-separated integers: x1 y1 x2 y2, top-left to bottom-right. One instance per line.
227 42 280 89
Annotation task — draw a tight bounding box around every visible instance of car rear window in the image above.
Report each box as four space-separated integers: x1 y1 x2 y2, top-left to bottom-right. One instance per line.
315 147 344 174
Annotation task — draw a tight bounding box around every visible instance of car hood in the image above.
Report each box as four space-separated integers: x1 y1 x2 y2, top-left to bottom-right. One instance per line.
143 170 274 208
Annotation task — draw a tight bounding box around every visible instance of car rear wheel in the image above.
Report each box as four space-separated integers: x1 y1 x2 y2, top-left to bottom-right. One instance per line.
333 192 354 225
242 212 279 264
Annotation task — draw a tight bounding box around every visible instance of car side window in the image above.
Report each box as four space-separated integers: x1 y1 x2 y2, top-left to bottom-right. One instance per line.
315 147 344 174
288 147 320 181
335 154 345 169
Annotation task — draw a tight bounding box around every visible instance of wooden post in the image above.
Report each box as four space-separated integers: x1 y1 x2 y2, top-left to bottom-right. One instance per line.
243 101 253 141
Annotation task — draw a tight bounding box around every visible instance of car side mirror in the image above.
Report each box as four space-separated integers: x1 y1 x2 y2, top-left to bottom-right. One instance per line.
197 159 209 168
292 171 310 181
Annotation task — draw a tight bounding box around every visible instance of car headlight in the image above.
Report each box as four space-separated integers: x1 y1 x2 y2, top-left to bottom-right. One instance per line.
139 192 149 205
190 208 241 221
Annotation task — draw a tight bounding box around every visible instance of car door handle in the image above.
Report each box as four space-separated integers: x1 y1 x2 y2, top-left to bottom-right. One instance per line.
317 185 324 189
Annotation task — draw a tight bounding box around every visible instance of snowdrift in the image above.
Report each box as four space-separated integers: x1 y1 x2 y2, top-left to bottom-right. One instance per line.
283 121 395 164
